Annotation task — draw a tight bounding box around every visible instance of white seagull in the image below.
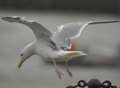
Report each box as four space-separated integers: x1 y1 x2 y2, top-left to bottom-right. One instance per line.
1 16 120 79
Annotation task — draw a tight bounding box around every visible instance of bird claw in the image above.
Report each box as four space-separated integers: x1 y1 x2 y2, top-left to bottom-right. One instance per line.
55 69 63 79
66 69 73 77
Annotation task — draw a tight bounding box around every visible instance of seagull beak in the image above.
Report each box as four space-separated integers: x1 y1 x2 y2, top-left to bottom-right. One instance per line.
18 59 26 69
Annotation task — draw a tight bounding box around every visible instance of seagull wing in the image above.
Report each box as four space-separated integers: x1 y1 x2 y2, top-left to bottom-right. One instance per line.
52 20 120 50
1 16 52 40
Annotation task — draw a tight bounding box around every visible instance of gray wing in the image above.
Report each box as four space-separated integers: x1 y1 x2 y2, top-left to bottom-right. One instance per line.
52 20 120 49
52 22 90 49
1 16 52 40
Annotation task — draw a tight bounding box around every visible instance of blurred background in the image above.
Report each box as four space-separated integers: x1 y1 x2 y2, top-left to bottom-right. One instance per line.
0 0 119 13
0 0 120 88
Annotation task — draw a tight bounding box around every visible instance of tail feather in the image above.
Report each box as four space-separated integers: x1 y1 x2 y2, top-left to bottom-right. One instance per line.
64 51 87 61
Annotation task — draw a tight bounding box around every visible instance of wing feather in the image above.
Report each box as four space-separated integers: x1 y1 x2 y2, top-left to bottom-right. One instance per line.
52 22 90 49
1 16 52 40
52 20 120 49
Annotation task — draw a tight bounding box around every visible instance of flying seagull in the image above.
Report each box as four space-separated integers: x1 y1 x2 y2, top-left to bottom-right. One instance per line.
1 16 120 79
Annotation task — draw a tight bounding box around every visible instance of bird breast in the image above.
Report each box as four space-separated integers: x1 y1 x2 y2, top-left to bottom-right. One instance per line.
35 41 58 59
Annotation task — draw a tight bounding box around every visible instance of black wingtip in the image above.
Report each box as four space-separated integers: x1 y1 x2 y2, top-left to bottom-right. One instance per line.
89 20 120 25
0 16 22 22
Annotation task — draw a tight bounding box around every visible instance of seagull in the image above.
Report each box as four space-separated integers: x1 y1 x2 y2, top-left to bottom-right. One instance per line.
1 16 120 79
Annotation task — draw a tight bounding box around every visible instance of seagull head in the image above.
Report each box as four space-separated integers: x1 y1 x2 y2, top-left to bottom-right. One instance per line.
18 43 35 69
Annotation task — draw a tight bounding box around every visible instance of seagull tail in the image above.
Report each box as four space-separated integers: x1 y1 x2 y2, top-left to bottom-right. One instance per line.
64 51 87 62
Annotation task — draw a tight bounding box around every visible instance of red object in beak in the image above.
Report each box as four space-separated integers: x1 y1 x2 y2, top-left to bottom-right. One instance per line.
67 40 76 51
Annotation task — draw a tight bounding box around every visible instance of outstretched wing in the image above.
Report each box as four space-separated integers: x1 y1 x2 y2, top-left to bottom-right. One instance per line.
52 20 120 50
1 16 52 40
52 22 89 50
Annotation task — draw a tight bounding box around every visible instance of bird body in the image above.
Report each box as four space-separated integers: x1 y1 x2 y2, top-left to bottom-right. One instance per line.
35 40 58 60
1 16 120 79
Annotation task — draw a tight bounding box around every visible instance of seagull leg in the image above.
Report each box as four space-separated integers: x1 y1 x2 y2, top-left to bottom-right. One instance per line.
65 61 73 77
51 59 63 79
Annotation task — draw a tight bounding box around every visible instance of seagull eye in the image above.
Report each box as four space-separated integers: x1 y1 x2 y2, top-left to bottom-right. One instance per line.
20 54 23 56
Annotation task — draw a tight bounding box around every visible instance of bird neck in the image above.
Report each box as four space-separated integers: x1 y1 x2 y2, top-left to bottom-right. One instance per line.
22 42 35 59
